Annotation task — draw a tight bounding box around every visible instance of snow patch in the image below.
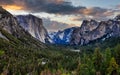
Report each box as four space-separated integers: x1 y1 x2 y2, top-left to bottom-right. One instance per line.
59 32 64 40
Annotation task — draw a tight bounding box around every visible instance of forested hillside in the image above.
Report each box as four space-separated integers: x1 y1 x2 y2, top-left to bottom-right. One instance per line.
0 30 120 75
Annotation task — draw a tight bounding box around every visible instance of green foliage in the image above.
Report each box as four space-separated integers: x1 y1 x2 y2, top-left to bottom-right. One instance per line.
115 44 120 65
93 48 103 71
0 50 4 56
107 57 119 75
76 64 92 75
105 48 112 65
0 29 21 45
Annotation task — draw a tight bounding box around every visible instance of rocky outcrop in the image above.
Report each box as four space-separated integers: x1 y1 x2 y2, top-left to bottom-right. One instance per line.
70 20 99 45
70 17 120 45
16 15 51 43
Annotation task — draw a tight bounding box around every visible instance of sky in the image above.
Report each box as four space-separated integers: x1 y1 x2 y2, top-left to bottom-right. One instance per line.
0 0 120 32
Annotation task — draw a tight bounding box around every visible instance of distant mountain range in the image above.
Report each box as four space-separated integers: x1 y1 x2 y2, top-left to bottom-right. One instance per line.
49 16 120 45
0 6 120 46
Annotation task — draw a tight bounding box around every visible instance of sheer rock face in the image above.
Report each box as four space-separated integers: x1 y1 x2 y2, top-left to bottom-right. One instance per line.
70 20 99 45
16 15 51 43
0 6 28 38
70 18 120 45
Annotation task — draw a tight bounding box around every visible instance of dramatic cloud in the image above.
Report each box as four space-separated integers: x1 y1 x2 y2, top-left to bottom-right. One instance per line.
0 0 84 14
21 0 86 15
0 0 117 31
0 0 110 16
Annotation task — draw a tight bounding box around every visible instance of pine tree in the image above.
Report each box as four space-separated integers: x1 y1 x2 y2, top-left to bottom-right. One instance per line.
107 57 118 75
115 44 120 65
105 48 112 64
93 48 103 75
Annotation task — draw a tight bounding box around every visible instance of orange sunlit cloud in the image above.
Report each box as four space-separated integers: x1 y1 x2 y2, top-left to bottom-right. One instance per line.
1 5 28 15
2 5 23 11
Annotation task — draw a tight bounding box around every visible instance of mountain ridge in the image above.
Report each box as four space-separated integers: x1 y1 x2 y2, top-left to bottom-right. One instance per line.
50 15 120 45
1 6 119 46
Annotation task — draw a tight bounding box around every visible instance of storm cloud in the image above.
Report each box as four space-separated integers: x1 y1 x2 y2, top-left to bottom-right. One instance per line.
0 0 110 16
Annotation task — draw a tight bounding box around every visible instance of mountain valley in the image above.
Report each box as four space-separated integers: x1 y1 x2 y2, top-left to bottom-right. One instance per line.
0 6 120 75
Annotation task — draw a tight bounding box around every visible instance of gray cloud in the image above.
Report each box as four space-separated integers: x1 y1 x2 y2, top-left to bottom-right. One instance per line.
0 0 85 14
0 0 14 5
21 0 86 15
0 0 116 23
0 0 110 16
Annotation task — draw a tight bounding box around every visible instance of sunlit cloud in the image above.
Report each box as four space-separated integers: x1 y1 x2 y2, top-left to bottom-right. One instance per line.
50 15 82 26
2 5 23 10
34 13 82 26
1 5 28 15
